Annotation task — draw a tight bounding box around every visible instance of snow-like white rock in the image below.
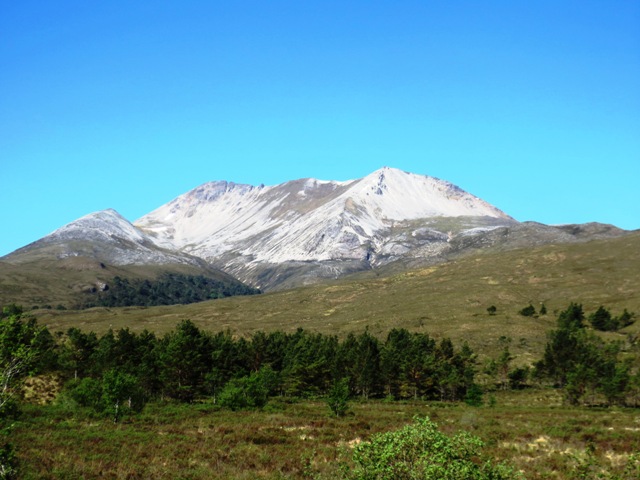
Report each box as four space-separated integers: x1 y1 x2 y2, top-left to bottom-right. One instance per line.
40 208 203 266
49 208 149 245
135 167 512 264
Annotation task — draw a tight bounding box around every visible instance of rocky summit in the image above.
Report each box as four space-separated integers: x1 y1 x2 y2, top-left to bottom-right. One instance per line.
2 167 630 293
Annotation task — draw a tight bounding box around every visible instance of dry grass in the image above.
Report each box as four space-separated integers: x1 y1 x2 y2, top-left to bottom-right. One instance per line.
31 233 640 361
12 390 640 479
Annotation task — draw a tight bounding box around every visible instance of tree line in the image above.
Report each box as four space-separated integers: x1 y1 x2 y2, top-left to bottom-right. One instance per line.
2 301 639 424
1 305 480 421
60 322 479 414
82 273 261 308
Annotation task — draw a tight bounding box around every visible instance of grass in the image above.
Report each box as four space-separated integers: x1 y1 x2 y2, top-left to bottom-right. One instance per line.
5 227 639 478
30 233 640 362
0 255 243 310
12 389 640 479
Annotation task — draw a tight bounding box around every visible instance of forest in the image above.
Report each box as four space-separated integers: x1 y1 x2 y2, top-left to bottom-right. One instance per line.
81 273 261 308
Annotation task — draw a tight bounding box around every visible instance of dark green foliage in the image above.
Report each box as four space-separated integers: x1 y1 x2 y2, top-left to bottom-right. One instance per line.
281 329 336 397
58 327 98 379
67 377 102 409
508 367 530 390
158 320 212 402
336 331 382 399
218 368 272 411
539 304 547 315
67 369 145 422
380 328 413 398
206 331 251 400
464 383 484 406
327 377 350 417
378 330 474 402
486 305 497 315
519 304 536 317
557 302 585 330
617 309 635 328
52 322 480 408
346 416 521 480
536 304 631 405
589 306 635 331
84 273 260 308
100 369 146 422
536 304 593 388
589 306 614 331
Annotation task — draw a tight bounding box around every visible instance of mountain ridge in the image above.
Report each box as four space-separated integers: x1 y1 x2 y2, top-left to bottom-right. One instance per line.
134 167 519 288
1 167 633 303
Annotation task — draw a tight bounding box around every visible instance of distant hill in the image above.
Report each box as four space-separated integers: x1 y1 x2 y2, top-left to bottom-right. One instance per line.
0 209 258 308
32 232 640 362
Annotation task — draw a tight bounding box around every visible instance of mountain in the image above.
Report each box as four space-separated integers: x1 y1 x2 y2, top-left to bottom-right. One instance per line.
135 167 626 290
135 167 520 288
0 167 632 306
0 209 257 308
6 209 209 267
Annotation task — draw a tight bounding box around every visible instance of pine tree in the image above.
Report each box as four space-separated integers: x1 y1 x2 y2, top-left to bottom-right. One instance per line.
327 377 350 417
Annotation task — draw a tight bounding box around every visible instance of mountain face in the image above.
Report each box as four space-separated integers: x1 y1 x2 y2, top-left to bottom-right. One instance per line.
1 167 630 299
134 167 518 288
0 209 257 308
5 209 208 267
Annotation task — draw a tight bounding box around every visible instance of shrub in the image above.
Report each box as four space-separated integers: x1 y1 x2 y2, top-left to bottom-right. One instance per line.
519 304 536 317
464 383 484 407
327 377 350 417
345 416 523 479
66 370 145 422
218 370 270 411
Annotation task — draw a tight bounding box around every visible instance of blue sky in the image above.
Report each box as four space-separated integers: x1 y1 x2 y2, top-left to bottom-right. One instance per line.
1 1 639 256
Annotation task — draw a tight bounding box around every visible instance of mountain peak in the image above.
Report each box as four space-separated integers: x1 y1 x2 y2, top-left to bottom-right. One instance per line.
4 208 206 268
51 208 145 243
134 167 515 289
5 167 628 293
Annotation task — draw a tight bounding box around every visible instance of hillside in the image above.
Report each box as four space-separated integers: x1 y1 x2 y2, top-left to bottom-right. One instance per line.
32 232 640 362
2 168 631 305
0 257 260 309
0 209 259 308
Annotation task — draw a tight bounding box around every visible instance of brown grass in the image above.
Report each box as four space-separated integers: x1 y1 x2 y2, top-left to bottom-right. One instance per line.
13 390 640 479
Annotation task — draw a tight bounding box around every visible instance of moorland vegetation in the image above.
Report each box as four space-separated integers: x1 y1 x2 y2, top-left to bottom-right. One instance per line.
2 301 640 478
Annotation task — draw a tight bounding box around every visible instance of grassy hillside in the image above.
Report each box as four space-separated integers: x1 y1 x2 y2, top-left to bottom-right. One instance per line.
0 256 255 309
30 233 640 362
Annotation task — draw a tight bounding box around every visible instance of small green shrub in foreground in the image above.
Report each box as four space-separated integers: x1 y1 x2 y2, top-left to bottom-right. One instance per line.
345 416 523 480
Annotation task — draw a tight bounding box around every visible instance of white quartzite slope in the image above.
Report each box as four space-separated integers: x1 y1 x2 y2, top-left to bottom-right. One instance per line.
134 167 514 287
4 167 626 292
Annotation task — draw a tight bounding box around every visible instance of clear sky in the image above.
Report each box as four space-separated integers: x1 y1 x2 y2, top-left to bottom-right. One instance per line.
1 1 639 257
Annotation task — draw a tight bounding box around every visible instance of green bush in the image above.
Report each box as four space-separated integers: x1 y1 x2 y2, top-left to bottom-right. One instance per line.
327 377 350 417
66 370 145 422
464 383 484 407
519 304 536 317
218 369 270 411
345 416 523 480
